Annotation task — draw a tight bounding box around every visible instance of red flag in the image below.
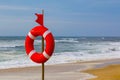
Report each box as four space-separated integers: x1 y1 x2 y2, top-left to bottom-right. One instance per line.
35 13 44 26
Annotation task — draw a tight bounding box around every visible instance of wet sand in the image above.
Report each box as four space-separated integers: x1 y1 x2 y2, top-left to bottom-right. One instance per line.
0 59 120 80
0 63 94 80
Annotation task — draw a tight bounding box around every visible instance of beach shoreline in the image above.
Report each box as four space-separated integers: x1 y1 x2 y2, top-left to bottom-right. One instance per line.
0 62 94 80
0 59 120 80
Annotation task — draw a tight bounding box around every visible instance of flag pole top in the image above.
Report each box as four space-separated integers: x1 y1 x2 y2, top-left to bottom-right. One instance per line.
42 9 44 15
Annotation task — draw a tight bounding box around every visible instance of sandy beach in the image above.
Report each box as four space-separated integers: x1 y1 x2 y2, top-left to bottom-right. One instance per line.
0 59 120 80
85 64 120 80
84 59 120 80
0 62 94 80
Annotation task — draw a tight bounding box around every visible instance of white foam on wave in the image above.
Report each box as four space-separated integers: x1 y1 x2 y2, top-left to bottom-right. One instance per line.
55 38 79 43
47 49 120 65
0 50 120 69
0 54 40 69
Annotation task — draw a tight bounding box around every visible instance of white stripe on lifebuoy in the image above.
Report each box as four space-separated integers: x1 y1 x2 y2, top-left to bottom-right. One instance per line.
29 50 36 58
28 32 36 40
43 51 50 59
43 30 51 38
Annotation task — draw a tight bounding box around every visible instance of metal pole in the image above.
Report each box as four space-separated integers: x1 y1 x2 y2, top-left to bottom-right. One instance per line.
41 9 44 80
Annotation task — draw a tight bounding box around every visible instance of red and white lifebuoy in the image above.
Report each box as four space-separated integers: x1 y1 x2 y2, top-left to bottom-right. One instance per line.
25 26 55 63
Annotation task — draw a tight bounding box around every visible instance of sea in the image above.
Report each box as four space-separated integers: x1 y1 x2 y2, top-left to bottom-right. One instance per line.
0 36 120 69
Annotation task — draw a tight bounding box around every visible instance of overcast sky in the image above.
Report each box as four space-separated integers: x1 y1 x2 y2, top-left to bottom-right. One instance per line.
0 0 120 36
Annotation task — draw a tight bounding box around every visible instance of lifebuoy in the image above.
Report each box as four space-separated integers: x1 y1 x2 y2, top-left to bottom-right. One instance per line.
25 26 55 63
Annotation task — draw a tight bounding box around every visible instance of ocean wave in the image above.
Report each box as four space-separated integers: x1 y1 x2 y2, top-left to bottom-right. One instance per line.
55 40 79 43
0 50 120 69
0 37 120 69
55 38 79 43
0 40 24 48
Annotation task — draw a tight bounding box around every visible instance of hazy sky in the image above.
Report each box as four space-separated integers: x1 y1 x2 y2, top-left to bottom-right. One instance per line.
0 0 120 36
